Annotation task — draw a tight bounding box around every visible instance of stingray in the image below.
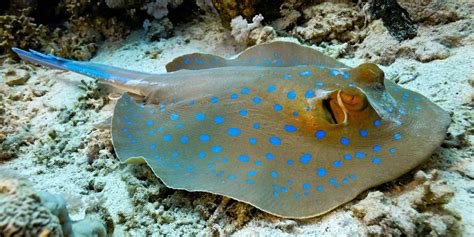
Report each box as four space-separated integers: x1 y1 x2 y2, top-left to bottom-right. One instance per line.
12 42 450 218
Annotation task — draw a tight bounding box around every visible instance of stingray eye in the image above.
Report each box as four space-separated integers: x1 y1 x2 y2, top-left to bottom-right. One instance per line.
339 91 367 111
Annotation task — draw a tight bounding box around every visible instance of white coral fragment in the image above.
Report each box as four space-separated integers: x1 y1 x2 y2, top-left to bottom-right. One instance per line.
230 14 264 43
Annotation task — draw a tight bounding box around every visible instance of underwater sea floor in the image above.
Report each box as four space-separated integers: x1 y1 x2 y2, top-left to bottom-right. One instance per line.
1 16 473 236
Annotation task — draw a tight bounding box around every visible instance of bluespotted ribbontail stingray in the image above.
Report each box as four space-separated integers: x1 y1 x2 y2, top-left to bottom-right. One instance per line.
12 41 450 218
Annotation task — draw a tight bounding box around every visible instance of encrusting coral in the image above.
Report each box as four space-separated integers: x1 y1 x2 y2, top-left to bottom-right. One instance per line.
0 11 48 57
0 170 107 236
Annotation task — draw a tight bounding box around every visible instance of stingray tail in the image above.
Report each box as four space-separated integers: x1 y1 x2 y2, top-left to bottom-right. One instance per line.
12 48 153 84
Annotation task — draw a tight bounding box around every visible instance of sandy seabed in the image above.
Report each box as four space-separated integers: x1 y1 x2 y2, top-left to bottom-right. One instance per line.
1 13 473 236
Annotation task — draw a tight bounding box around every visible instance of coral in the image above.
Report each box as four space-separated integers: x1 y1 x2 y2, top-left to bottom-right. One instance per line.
105 0 145 9
212 0 256 28
0 172 108 236
230 14 263 44
0 12 49 57
369 0 417 41
146 0 184 19
293 2 365 44
144 18 174 41
351 170 459 236
0 174 63 236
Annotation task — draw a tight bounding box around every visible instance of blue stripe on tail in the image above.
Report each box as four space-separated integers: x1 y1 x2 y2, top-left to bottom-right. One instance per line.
12 48 151 83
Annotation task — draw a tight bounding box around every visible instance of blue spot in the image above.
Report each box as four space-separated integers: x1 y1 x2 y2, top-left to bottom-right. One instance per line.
305 90 315 98
315 130 326 139
239 110 248 116
269 137 281 146
315 82 324 87
284 125 297 132
329 178 337 184
195 113 205 120
212 146 222 153
253 123 260 129
238 155 250 162
389 147 396 153
148 130 154 135
210 97 219 103
344 154 352 160
387 107 393 113
306 106 310 111
254 160 263 165
127 134 132 138
176 124 183 129
122 128 128 133
282 74 292 79
227 128 241 137
317 186 323 191
349 175 356 180
230 93 238 99
317 168 326 177
214 116 225 124
372 157 381 164
198 152 206 158
299 70 311 76
333 160 342 168
184 58 190 65
207 163 214 168
180 136 188 143
287 91 297 99
149 144 156 150
303 183 311 190
273 104 283 111
347 82 355 87
267 85 276 92
271 171 278 178
287 160 294 165
329 70 338 76
373 145 381 152
265 153 275 160
342 178 348 184
359 130 368 137
157 127 163 132
281 187 288 193
293 193 301 198
287 180 293 185
249 138 257 145
241 88 249 94
146 120 154 126
273 192 279 197
300 153 312 164
247 171 257 177
252 97 261 104
228 175 236 179
199 134 210 142
340 137 350 146
187 165 193 170
163 135 172 142
293 111 299 116
374 120 381 127
394 133 401 140
356 152 365 158
342 72 350 78
247 180 254 185
127 121 133 125
196 59 204 65
170 114 179 121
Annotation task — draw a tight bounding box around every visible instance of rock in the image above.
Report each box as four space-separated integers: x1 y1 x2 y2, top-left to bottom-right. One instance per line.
4 68 30 86
248 26 276 45
369 0 417 41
